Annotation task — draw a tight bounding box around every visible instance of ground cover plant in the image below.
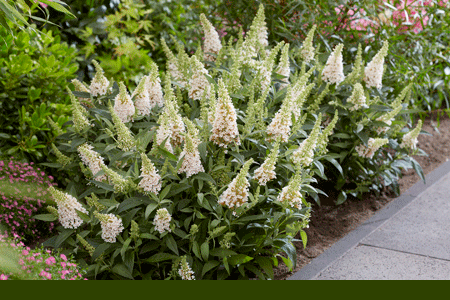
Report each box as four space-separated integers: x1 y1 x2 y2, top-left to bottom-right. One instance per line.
0 231 86 280
0 20 78 166
0 159 58 244
30 4 428 280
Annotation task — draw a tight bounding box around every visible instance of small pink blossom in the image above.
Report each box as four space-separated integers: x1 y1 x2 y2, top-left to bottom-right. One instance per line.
0 274 9 280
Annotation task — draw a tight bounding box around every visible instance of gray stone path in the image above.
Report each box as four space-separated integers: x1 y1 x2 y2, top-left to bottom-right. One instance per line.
288 160 450 280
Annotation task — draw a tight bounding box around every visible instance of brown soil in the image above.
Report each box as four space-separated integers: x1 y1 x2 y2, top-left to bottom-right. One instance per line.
274 113 450 280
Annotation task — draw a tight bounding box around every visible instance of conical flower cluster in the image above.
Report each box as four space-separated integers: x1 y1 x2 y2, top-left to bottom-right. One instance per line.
178 118 204 178
101 164 134 194
316 111 338 155
114 82 135 123
376 104 403 134
161 38 184 87
94 212 124 243
188 56 211 100
239 4 268 65
132 76 151 116
210 79 240 147
166 98 186 148
276 43 291 88
364 41 388 89
267 91 293 142
77 143 107 182
138 152 162 195
355 137 388 159
48 186 88 229
108 103 136 151
400 120 422 150
200 13 222 62
321 43 345 85
218 159 253 210
347 83 368 111
68 88 91 133
155 113 174 154
277 173 303 210
256 41 284 91
71 79 93 107
299 25 316 63
253 4 269 48
178 256 195 280
254 140 280 186
146 63 165 109
51 143 72 167
153 208 172 234
89 60 110 97
291 114 322 167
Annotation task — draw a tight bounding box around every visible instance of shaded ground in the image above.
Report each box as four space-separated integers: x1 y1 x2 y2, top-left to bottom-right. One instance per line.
274 114 450 280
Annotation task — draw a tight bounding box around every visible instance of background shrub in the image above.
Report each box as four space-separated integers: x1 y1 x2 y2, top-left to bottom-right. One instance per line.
0 21 78 165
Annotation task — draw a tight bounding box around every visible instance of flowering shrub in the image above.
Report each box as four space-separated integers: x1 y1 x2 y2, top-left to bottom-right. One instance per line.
39 4 426 279
0 159 58 243
0 232 86 280
38 5 339 280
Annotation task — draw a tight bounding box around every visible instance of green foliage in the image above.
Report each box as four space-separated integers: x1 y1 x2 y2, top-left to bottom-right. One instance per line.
213 0 450 112
0 21 78 164
0 0 75 35
40 0 217 89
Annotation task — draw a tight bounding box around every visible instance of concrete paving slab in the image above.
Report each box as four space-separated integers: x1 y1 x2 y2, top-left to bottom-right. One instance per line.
314 245 450 280
361 170 450 260
287 160 450 280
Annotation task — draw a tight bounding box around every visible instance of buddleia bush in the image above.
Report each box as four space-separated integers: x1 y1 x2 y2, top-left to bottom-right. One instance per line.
293 31 426 203
38 5 336 280
38 4 424 280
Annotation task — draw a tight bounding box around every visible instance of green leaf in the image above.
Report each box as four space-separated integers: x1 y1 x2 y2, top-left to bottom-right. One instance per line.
140 233 158 240
324 157 344 176
159 184 171 200
201 260 220 277
38 0 76 19
145 203 158 219
228 254 253 266
55 229 74 248
192 241 201 260
191 172 216 185
32 214 57 222
88 180 115 192
75 210 90 223
117 198 143 214
256 257 274 279
336 191 347 205
92 243 111 261
166 183 191 198
121 238 132 261
147 253 178 263
209 248 237 258
165 235 179 255
410 157 426 184
201 241 209 261
300 230 308 249
111 263 134 280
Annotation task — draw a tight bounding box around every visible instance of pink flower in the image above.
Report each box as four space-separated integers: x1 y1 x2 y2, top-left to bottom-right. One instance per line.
0 274 9 280
45 257 56 266
60 254 67 261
